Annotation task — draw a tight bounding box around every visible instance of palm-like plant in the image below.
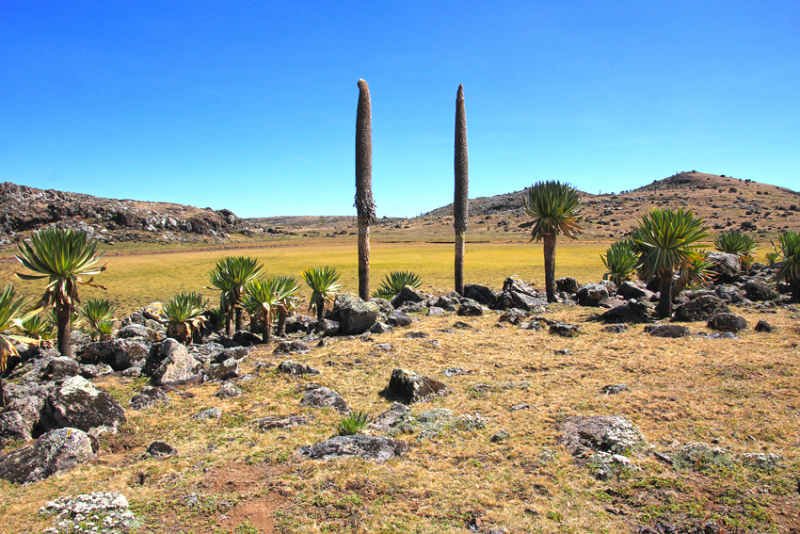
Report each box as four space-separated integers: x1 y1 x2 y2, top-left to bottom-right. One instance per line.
81 298 117 341
207 256 263 336
0 285 41 373
524 181 584 302
302 267 342 321
372 271 422 301
601 240 639 286
714 231 757 270
634 208 711 318
273 276 300 338
163 292 207 344
772 230 800 300
671 250 715 299
242 278 282 343
19 311 56 347
15 227 107 357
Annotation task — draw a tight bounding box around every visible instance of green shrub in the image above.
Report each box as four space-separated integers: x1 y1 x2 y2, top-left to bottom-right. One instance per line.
338 411 370 436
372 270 422 300
601 240 639 286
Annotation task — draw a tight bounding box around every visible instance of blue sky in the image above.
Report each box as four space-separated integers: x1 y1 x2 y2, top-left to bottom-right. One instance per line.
1 1 798 218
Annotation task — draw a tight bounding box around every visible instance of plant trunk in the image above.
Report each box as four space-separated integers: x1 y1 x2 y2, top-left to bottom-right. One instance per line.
454 84 469 296
316 302 324 322
235 308 243 332
657 269 674 319
355 79 375 301
543 231 557 303
225 309 233 337
277 311 287 338
262 310 272 344
56 306 72 357
0 377 5 408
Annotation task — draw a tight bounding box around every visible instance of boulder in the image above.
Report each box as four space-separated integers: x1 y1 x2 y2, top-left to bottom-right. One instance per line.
116 324 162 342
301 386 350 414
603 324 627 333
715 284 745 304
314 318 340 336
502 275 537 297
645 324 691 338
204 358 241 382
277 360 320 377
129 387 169 410
257 414 307 431
457 300 483 317
214 381 241 398
146 339 202 386
43 376 126 433
79 364 114 379
274 340 312 354
556 277 579 294
744 279 779 302
463 284 495 307
369 402 411 433
42 357 80 381
389 286 426 308
232 330 261 347
330 293 380 335
707 252 741 283
381 369 449 405
509 292 547 313
673 295 729 322
0 428 96 483
284 315 315 335
601 300 652 324
754 319 774 333
576 284 610 307
426 306 444 317
707 313 747 333
369 322 394 334
616 281 652 301
145 441 178 458
369 297 394 316
1 382 47 439
549 323 580 337
298 435 408 462
387 311 413 327
433 295 459 311
560 416 647 478
0 411 31 442
81 340 150 371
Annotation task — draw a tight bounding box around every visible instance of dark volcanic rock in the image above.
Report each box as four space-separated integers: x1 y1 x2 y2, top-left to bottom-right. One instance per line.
274 340 311 354
146 339 202 386
0 427 96 484
387 311 413 327
129 386 169 410
744 279 779 302
601 300 652 324
145 441 178 458
707 313 747 333
645 324 691 338
549 323 580 337
560 415 647 459
463 284 495 307
301 386 350 414
576 283 610 307
754 319 774 333
43 376 126 433
381 369 450 405
298 435 408 462
556 277 579 294
616 281 652 301
673 295 729 322
369 403 411 433
0 411 31 442
204 358 241 382
707 252 741 283
277 360 321 376
257 414 308 431
42 357 80 381
389 286 426 308
81 340 150 371
457 300 483 317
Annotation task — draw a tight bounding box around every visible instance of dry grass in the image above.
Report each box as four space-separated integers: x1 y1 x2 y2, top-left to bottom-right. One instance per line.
2 301 798 533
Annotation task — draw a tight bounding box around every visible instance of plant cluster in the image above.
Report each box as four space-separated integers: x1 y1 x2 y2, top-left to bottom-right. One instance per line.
372 270 422 301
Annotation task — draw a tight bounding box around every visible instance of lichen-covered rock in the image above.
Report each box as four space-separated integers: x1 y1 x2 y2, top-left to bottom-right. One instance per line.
556 277 579 294
744 279 779 302
330 293 380 335
214 381 241 398
274 340 312 354
0 428 95 484
43 376 126 433
463 284 495 307
0 411 31 442
381 369 450 405
387 311 413 327
560 415 648 463
1 382 47 439
576 283 610 307
39 491 138 533
81 339 150 371
257 414 307 431
301 386 350 414
673 295 729 322
616 281 652 301
129 386 169 410
369 403 411 433
707 252 741 283
457 300 483 317
146 339 202 386
645 324 691 338
298 435 408 462
277 360 320 376
549 323 580 337
204 357 241 382
145 440 177 458
672 442 733 471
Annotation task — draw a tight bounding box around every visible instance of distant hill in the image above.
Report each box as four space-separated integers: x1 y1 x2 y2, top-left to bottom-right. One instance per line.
0 182 259 247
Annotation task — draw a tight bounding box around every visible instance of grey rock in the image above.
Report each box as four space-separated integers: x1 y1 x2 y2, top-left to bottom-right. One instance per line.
600 384 628 395
744 279 778 301
426 306 445 316
369 322 394 334
381 368 449 405
602 324 627 333
453 321 473 329
368 403 411 433
214 381 241 398
192 408 222 420
441 367 469 377
707 313 747 333
42 357 80 381
387 311 413 327
129 386 169 410
576 283 610 307
673 295 729 322
0 411 31 442
81 339 150 371
0 427 95 484
509 292 547 313
433 295 459 311
314 318 341 336
148 339 202 386
2 382 47 438
561 415 647 462
204 357 241 382
739 452 785 471
274 340 312 354
754 319 774 332
696 331 738 340
330 293 380 335
707 252 741 283
645 324 691 338
79 363 114 379
389 286 426 308
601 299 652 324
616 281 652 301
490 429 510 443
556 277 579 294
457 300 483 316
232 330 261 347
257 414 307 431
715 284 745 304
277 360 320 376
549 323 580 337
369 297 394 316
404 331 428 339
301 386 350 414
298 435 408 462
43 376 126 433
463 284 495 307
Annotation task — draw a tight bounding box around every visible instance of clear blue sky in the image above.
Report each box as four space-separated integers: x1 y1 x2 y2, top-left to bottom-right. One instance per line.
2 1 798 218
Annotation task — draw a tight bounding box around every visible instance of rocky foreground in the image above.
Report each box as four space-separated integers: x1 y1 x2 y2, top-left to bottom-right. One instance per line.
0 254 798 533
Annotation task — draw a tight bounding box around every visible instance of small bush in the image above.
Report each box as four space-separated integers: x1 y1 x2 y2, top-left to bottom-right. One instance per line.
372 271 422 300
338 411 370 436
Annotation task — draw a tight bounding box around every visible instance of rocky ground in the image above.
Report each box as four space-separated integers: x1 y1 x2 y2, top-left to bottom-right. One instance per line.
0 252 798 533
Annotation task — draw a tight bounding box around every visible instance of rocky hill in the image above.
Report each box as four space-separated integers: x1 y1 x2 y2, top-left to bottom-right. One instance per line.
0 182 260 246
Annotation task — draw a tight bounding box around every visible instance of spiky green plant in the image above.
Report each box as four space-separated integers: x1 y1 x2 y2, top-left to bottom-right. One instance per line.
302 267 342 321
714 231 757 257
206 256 263 336
15 227 107 357
80 298 117 341
338 411 370 436
242 278 283 343
372 271 423 301
764 251 780 266
772 230 800 299
601 240 639 286
0 285 41 373
634 208 711 318
95 319 115 341
163 292 207 344
672 250 715 298
524 181 584 302
18 311 56 346
207 307 226 334
274 276 300 338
